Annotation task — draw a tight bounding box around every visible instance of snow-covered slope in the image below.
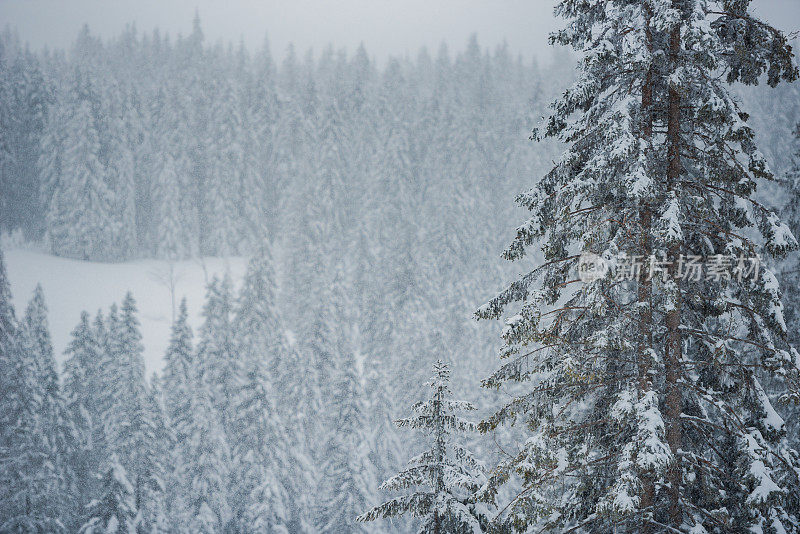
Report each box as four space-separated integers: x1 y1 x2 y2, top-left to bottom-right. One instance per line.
5 248 247 373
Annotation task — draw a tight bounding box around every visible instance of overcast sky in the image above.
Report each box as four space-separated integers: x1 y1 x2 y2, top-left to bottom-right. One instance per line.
2 0 799 63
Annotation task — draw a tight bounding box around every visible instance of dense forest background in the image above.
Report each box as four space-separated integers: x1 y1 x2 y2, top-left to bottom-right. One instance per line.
1 15 800 532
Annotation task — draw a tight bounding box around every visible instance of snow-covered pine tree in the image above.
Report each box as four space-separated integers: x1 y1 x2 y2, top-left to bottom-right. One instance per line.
230 250 289 532
154 153 191 261
104 90 138 261
233 250 284 396
358 360 490 533
175 276 233 532
37 78 68 247
476 1 800 532
315 352 378 532
781 124 800 353
285 278 341 529
45 69 116 261
21 286 66 437
182 362 232 533
0 304 36 531
0 256 67 531
161 297 193 449
181 12 214 257
153 86 199 259
62 310 107 526
1 48 48 238
476 4 667 529
80 454 137 534
139 374 169 534
15 285 72 529
267 256 319 531
130 80 158 257
100 301 119 403
315 348 374 534
0 247 19 510
159 298 195 531
230 46 268 253
353 234 404 496
268 339 317 532
196 274 239 439
101 293 148 519
0 48 12 232
207 77 244 256
229 353 287 533
247 38 280 243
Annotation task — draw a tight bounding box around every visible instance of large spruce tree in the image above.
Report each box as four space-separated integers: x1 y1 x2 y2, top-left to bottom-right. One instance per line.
477 1 800 532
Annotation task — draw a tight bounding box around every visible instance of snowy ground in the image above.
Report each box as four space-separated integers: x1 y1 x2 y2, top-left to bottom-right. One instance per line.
5 248 248 373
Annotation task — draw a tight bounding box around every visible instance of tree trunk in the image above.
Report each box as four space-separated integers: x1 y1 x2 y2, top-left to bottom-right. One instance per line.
665 18 684 530
638 9 655 529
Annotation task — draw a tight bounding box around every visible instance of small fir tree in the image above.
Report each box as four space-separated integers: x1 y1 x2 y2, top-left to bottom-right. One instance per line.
358 360 490 533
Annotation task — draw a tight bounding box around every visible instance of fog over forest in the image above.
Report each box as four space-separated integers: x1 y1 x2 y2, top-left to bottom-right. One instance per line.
2 2 800 533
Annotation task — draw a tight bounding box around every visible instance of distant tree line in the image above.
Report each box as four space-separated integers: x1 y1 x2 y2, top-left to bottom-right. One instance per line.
0 17 556 263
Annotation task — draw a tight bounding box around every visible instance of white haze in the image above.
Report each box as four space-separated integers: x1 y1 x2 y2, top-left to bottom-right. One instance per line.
3 0 795 64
